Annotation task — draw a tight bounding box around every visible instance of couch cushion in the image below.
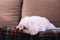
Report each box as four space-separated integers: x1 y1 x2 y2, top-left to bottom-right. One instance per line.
0 0 22 27
22 0 60 27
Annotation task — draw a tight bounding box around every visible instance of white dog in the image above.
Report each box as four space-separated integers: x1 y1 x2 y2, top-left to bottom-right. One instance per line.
16 16 56 35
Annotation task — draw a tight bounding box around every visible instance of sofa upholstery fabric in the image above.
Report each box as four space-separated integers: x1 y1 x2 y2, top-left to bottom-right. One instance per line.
22 0 60 27
0 0 22 27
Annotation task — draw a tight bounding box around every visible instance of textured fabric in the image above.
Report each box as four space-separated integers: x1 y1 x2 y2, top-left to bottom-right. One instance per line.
22 0 60 27
0 0 22 27
0 27 60 40
18 16 56 35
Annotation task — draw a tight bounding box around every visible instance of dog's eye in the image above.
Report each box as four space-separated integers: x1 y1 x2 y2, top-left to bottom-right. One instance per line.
23 26 27 29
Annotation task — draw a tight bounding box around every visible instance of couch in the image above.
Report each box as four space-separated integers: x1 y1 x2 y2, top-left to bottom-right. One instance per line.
0 0 22 27
0 0 60 27
0 0 60 40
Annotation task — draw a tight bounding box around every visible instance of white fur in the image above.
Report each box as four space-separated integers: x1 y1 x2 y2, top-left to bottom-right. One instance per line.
17 16 56 35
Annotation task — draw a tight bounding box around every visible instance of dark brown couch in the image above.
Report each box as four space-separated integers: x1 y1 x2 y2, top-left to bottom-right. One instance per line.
0 0 60 27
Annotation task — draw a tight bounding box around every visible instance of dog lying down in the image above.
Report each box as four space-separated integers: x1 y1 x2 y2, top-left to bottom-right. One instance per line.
16 16 56 35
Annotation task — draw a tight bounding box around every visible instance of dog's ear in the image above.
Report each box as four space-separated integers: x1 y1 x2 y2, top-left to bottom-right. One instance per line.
16 24 24 30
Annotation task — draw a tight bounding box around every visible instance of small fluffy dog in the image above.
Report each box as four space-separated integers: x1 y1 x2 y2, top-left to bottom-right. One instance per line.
16 16 56 35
